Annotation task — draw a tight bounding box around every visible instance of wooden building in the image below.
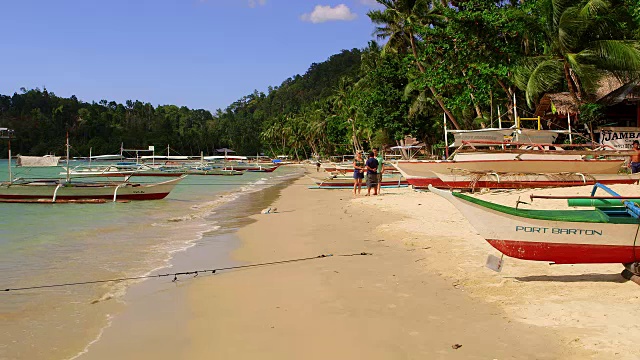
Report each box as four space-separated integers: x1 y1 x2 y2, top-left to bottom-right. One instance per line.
534 79 640 128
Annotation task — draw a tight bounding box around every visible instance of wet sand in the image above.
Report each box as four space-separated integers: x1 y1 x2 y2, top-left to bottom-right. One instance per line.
78 169 640 359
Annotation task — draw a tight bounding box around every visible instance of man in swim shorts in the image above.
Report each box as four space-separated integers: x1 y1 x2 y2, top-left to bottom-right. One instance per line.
365 151 379 196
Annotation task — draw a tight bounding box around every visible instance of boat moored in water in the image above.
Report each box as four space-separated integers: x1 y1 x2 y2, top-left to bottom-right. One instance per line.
0 175 186 203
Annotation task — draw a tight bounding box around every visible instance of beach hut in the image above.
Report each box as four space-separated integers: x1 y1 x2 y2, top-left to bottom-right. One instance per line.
535 79 640 128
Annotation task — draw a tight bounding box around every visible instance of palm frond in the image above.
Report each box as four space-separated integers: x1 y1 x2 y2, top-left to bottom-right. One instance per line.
578 0 610 18
525 59 565 107
580 40 640 72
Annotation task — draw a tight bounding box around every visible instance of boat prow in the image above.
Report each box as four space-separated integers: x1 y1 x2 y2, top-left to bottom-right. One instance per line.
428 184 640 265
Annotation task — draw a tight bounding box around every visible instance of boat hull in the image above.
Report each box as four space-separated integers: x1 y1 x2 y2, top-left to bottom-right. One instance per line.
314 180 409 188
431 173 640 190
0 176 185 202
394 158 625 189
429 185 640 264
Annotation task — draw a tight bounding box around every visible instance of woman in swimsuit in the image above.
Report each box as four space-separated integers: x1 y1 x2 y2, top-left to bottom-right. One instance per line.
353 152 365 195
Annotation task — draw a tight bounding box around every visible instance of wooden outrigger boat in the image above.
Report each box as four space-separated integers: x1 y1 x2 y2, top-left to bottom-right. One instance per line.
0 175 186 202
185 168 243 176
220 162 279 173
311 173 409 189
1 133 186 203
393 138 631 189
63 162 185 177
429 184 640 277
431 171 640 190
394 156 625 189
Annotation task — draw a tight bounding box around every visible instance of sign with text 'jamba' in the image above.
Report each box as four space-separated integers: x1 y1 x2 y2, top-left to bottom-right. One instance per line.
599 127 640 149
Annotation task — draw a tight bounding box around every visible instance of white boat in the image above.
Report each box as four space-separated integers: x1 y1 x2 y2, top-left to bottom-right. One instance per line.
16 155 61 167
63 162 184 177
394 153 625 189
431 170 640 190
429 184 640 265
0 134 186 203
0 176 186 203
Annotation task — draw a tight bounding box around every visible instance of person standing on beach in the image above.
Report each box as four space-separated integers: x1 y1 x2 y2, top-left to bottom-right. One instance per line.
365 151 379 196
353 152 365 195
629 140 640 173
373 148 384 194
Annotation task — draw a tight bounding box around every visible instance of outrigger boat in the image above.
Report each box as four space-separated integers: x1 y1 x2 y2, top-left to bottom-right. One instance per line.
63 162 185 177
393 137 629 189
311 173 409 189
1 133 186 203
429 184 640 277
431 171 640 190
0 176 186 203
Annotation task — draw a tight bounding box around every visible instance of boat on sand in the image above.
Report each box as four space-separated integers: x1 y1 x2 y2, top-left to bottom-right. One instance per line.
394 155 625 189
429 184 640 270
431 171 640 190
312 173 408 189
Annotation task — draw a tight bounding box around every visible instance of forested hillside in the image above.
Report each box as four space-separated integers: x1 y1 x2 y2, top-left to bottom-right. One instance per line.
1 0 639 159
0 49 362 158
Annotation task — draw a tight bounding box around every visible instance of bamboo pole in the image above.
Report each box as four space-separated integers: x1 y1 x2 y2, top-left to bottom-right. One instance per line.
444 113 449 158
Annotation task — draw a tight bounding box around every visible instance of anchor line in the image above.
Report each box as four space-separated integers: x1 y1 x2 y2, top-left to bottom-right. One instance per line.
2 252 372 292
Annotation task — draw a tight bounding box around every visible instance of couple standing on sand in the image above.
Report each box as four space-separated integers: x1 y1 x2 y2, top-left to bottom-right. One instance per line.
353 149 384 196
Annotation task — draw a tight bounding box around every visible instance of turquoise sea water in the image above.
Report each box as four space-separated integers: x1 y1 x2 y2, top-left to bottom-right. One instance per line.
0 160 303 359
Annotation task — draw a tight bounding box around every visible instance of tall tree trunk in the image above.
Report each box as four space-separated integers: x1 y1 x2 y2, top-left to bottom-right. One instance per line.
396 139 409 159
563 62 582 103
409 33 462 130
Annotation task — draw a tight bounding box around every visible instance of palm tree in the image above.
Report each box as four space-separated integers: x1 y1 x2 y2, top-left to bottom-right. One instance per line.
368 0 462 129
514 0 640 107
331 77 364 152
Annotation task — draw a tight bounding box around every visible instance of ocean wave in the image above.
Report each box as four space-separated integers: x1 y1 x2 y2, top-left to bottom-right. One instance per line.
67 314 113 360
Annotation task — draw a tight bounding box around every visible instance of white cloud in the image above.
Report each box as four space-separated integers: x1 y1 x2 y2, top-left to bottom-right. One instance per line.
248 0 266 8
300 4 357 24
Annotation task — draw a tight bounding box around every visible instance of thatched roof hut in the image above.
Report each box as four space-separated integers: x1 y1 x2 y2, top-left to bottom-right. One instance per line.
534 92 579 117
534 76 640 127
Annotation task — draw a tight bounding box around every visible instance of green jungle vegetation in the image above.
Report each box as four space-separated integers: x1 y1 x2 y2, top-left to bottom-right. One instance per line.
1 0 639 159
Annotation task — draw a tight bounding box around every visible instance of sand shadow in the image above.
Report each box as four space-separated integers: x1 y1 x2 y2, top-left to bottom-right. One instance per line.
511 273 627 284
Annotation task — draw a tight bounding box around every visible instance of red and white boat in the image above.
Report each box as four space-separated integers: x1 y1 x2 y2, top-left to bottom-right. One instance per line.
0 175 186 203
394 152 625 189
431 171 640 190
429 184 640 265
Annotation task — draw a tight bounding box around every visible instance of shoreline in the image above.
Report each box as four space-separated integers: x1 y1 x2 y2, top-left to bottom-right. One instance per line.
74 169 639 359
76 169 303 359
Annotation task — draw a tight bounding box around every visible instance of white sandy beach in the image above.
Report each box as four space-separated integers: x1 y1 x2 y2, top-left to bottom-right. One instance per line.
79 167 640 359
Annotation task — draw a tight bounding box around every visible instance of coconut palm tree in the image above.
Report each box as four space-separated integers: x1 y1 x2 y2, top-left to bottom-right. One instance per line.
368 0 462 129
514 0 640 107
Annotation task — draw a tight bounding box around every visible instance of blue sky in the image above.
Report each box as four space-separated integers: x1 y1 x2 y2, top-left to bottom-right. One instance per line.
0 0 382 111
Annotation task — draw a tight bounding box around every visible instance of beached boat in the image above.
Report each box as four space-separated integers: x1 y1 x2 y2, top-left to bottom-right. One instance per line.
0 175 186 203
429 184 640 265
16 155 61 167
394 155 625 189
431 171 640 190
313 173 408 188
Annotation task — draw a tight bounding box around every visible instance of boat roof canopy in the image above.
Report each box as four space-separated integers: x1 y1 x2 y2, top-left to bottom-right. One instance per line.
140 155 191 160
204 155 248 160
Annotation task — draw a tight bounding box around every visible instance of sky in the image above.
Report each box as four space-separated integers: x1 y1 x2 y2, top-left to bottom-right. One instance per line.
0 0 382 111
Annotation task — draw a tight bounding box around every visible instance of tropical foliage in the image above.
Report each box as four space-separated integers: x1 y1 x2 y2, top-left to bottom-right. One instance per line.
1 0 638 159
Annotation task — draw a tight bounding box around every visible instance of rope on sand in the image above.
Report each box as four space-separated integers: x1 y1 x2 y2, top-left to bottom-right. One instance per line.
2 252 372 292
